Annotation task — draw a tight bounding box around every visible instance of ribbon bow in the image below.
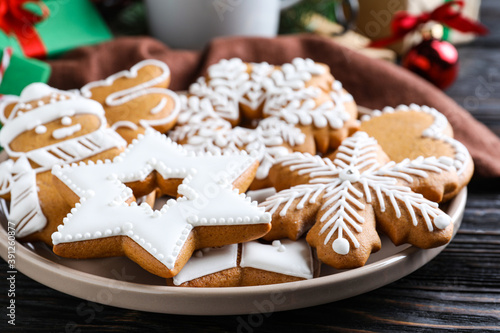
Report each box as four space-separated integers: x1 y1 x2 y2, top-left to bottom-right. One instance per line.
0 0 49 57
369 1 488 48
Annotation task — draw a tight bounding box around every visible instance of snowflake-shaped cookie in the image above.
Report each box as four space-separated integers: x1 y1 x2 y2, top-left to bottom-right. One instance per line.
171 58 359 190
359 104 473 202
170 99 308 182
260 132 456 269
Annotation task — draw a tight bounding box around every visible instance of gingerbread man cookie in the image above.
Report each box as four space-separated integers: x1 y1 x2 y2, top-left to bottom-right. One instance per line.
81 59 180 143
0 83 126 244
51 129 271 278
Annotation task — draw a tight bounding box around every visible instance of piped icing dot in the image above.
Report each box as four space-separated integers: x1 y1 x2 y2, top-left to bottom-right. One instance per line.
339 168 361 183
52 232 62 242
434 214 451 229
61 116 72 125
332 238 350 255
35 125 47 134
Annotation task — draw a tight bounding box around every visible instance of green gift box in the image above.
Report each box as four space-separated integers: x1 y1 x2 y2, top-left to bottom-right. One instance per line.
0 49 51 96
0 0 112 58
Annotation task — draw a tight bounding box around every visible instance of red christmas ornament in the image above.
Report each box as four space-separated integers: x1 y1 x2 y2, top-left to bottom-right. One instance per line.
368 1 488 89
402 37 459 89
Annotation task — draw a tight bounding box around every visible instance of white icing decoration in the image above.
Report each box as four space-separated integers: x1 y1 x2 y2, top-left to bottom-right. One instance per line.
339 168 361 182
51 129 271 271
173 243 239 285
186 58 350 130
61 116 72 125
0 160 14 196
263 80 352 129
25 128 125 173
261 132 452 256
172 58 355 180
0 84 107 156
241 62 274 110
332 238 350 255
111 121 139 131
35 125 47 134
80 59 180 132
150 97 167 114
170 103 306 180
0 84 127 174
240 239 313 279
173 239 313 285
52 124 82 140
19 82 54 103
361 104 470 176
434 214 452 229
0 84 127 238
0 95 21 124
7 156 47 237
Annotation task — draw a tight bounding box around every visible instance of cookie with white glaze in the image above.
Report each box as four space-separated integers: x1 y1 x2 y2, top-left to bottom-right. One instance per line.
359 104 474 202
51 129 271 278
81 59 180 144
0 83 126 244
260 132 457 269
170 58 358 189
167 239 317 287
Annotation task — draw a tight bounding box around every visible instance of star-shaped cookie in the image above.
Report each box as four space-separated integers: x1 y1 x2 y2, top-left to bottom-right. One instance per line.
51 129 271 277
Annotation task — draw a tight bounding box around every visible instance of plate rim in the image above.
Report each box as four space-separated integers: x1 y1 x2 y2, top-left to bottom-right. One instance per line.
0 187 466 315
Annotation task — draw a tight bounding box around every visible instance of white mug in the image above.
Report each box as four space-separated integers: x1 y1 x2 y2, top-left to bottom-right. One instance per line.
145 0 302 49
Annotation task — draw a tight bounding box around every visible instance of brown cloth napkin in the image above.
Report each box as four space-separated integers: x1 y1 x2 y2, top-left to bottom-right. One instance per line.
48 35 500 178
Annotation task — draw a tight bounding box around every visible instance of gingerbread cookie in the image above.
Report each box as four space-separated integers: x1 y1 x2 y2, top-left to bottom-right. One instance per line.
168 239 316 287
359 104 473 202
51 129 272 278
170 104 313 188
261 131 461 269
81 59 180 143
170 58 358 189
0 83 126 244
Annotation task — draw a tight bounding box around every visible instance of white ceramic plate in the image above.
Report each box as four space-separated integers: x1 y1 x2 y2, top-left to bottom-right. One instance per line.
0 184 466 315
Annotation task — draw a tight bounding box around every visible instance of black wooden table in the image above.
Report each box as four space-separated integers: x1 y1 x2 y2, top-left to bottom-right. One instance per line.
1 1 499 332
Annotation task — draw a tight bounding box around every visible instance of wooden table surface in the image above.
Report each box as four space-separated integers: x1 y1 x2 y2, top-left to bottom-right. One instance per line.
1 1 500 332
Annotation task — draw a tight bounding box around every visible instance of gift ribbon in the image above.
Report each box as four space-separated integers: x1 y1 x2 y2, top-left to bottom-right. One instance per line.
0 0 50 58
0 46 13 86
369 1 488 48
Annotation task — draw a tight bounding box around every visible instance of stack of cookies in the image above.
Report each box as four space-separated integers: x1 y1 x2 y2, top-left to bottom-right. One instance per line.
0 58 473 287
